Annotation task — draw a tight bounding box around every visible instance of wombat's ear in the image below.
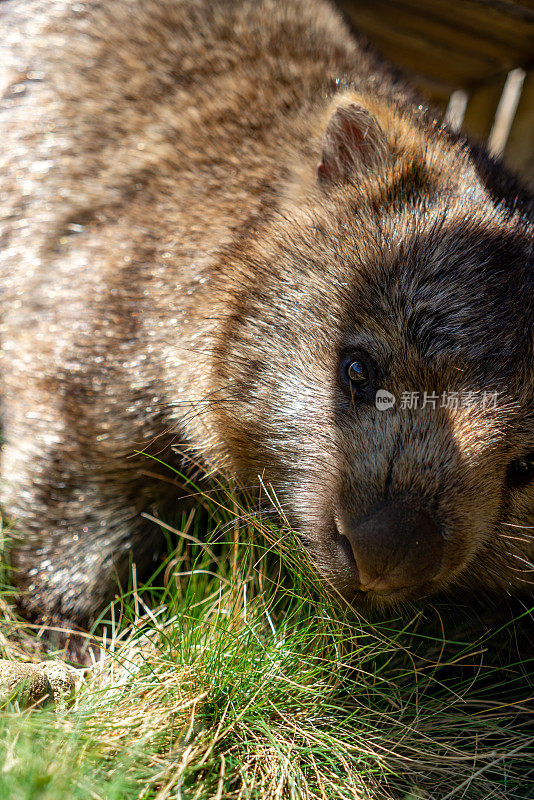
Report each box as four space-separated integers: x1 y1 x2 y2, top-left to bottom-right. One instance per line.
318 102 389 186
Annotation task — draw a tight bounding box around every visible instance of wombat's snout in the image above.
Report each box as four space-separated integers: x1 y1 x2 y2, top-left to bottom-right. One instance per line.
337 503 444 594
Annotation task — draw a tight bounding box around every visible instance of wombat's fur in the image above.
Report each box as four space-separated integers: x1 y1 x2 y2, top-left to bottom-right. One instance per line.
0 0 533 631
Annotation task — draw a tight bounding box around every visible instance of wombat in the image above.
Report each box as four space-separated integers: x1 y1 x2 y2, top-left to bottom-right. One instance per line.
0 0 533 633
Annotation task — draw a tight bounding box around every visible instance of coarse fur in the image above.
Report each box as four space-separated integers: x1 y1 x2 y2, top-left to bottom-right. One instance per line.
0 0 533 630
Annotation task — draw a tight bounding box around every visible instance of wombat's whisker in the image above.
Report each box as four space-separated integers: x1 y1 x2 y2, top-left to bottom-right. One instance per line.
510 554 534 569
499 534 534 544
502 522 534 529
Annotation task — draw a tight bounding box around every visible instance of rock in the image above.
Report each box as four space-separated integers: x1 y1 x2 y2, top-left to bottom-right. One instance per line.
0 659 76 710
39 660 76 709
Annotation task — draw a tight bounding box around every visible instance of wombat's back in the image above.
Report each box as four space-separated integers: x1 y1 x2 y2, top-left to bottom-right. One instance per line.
0 0 410 394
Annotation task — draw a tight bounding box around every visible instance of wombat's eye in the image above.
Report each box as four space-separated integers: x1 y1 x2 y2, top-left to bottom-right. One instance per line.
346 359 369 387
507 453 534 487
339 351 375 401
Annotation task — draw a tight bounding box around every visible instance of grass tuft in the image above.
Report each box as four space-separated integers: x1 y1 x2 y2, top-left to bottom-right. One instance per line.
0 482 532 799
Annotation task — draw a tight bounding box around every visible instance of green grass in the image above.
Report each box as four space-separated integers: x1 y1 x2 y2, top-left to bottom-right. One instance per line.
0 482 532 799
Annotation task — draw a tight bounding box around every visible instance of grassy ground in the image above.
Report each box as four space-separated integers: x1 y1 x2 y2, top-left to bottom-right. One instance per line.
0 479 532 800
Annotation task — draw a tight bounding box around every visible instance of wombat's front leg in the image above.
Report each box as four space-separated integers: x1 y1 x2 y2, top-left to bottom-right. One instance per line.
5 468 166 631
8 493 163 631
1 388 169 631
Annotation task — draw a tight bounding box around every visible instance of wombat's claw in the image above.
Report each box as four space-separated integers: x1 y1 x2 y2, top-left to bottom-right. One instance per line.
0 659 77 710
34 617 102 667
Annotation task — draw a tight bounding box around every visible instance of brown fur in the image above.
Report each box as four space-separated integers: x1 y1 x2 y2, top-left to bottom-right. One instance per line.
0 0 533 628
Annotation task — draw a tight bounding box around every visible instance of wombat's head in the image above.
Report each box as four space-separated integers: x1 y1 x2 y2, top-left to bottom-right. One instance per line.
212 93 534 607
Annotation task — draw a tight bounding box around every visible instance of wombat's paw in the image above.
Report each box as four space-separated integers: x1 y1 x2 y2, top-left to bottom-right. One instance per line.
35 618 103 668
0 659 77 710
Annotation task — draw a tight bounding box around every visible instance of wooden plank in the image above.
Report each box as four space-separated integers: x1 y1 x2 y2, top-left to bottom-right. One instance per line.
504 70 534 186
463 77 507 141
336 0 534 186
337 0 534 89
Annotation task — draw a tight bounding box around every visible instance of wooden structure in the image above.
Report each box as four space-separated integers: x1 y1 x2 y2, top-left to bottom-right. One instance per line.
337 0 534 186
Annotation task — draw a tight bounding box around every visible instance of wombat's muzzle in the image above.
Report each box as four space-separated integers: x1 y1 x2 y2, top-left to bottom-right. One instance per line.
337 503 444 593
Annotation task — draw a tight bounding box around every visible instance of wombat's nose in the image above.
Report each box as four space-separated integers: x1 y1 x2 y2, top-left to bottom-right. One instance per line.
339 503 443 592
